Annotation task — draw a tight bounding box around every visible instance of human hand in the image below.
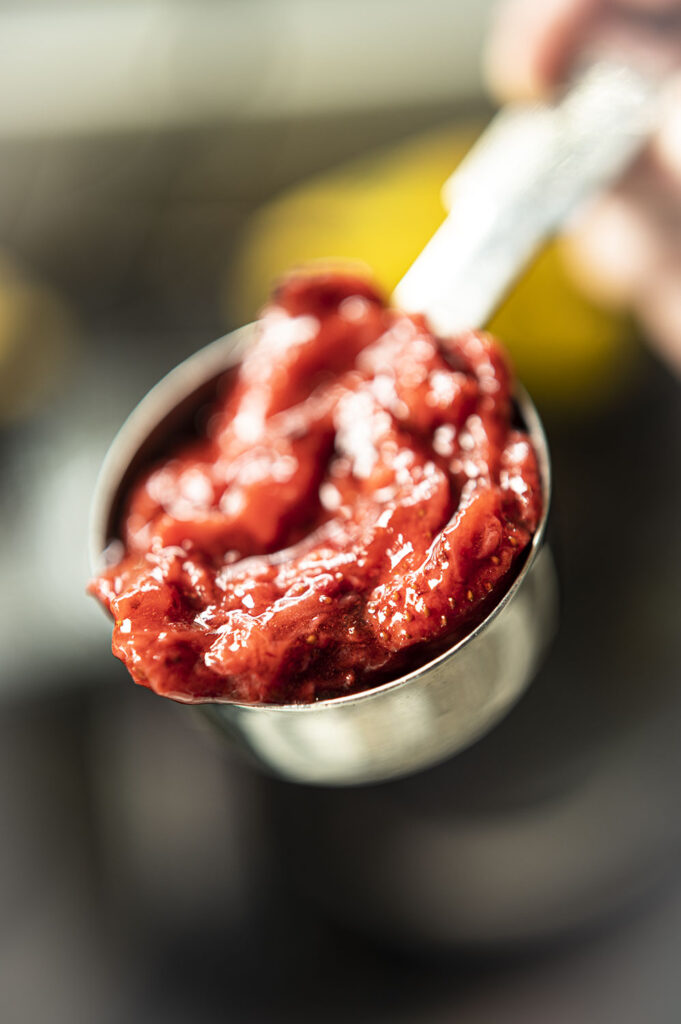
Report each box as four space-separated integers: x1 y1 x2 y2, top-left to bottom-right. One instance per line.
485 0 681 374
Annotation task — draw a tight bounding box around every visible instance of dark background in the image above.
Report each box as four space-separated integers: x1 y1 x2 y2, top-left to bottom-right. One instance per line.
0 2 680 1021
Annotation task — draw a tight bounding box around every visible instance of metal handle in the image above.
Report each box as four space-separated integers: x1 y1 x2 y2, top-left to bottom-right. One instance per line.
394 60 660 335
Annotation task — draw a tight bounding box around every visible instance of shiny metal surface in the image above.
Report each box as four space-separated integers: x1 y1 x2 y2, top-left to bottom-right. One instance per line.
90 323 555 787
202 543 556 785
395 60 658 335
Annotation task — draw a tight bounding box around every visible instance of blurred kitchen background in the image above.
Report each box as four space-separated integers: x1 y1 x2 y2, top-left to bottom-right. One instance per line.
1 1 680 1021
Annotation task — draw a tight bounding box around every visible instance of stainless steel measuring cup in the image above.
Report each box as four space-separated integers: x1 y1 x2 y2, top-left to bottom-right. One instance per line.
89 60 657 785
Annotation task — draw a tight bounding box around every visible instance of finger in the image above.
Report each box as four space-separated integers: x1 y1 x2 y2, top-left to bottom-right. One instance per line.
564 150 681 306
485 0 681 102
562 191 658 308
563 166 681 373
484 0 598 101
654 76 681 183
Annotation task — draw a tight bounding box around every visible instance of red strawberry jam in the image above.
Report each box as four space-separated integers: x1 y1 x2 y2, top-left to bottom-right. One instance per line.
90 272 542 704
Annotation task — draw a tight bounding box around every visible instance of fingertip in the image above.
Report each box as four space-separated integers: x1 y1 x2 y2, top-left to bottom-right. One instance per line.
483 0 597 102
483 0 549 101
562 194 656 308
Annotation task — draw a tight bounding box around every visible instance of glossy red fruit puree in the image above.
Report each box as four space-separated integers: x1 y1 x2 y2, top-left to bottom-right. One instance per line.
90 272 542 704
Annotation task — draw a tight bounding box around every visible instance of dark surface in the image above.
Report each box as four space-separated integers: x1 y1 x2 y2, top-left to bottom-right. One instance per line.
0 95 679 1019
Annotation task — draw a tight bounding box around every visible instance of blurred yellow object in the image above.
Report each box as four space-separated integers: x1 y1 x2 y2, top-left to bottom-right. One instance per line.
0 257 75 422
227 122 637 412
